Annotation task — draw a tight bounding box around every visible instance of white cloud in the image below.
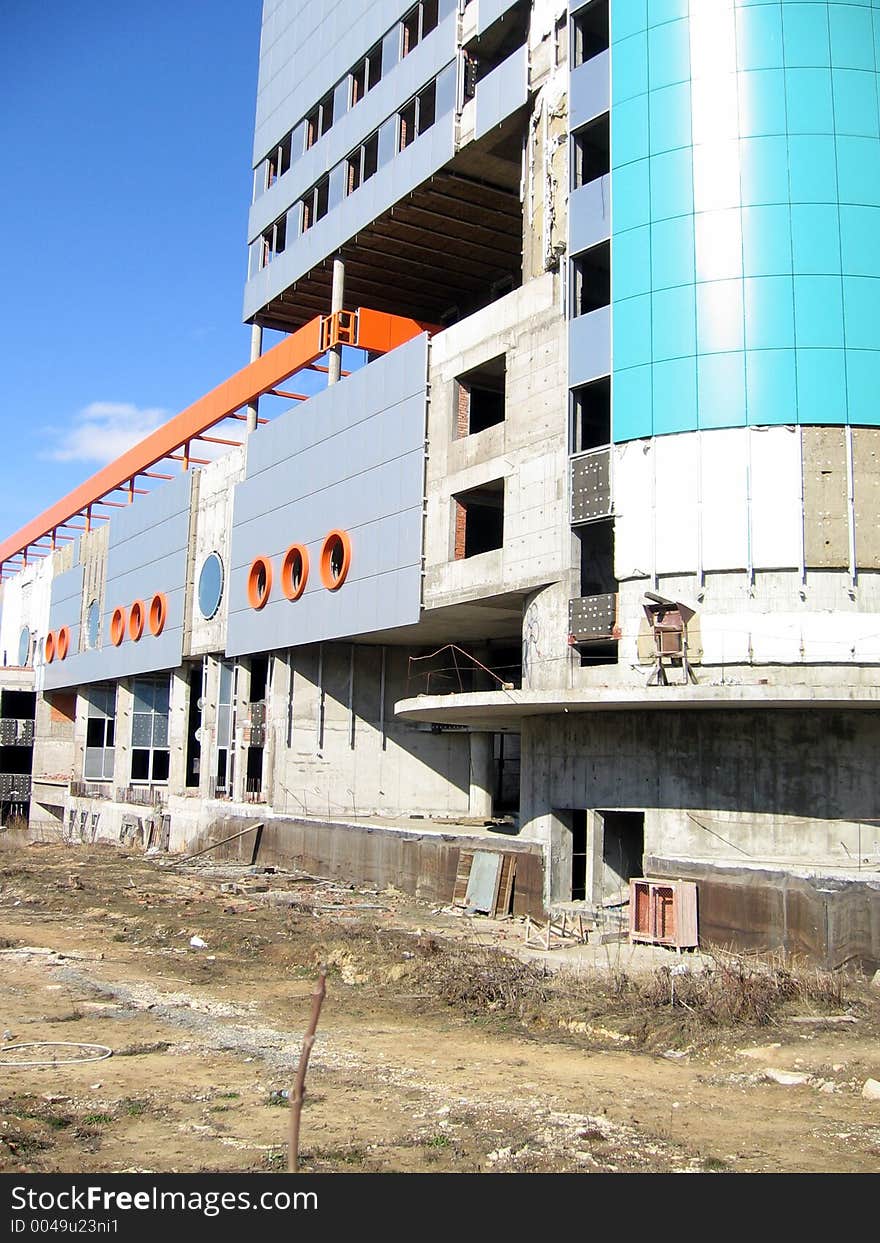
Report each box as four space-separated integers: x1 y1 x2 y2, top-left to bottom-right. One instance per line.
46 401 171 464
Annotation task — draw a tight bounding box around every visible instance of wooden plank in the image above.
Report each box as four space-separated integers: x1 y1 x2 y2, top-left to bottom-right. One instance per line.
452 850 474 907
494 854 517 916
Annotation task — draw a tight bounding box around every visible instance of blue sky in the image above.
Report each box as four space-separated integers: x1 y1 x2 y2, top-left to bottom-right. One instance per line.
0 1 264 540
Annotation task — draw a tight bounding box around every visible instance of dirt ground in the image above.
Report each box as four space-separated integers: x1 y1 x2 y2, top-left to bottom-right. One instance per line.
1 838 878 1175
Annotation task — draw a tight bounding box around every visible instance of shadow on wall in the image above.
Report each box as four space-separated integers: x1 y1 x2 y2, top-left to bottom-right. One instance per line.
524 708 880 824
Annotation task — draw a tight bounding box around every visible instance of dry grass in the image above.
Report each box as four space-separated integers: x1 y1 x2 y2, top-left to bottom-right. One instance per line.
314 925 861 1048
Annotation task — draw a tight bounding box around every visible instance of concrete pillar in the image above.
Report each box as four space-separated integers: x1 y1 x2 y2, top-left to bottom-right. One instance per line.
245 322 263 432
167 666 190 796
327 256 345 386
468 731 494 818
232 661 250 804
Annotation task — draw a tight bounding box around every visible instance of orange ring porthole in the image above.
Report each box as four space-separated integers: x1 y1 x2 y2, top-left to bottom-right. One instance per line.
149 592 168 636
129 599 145 641
320 530 352 591
110 607 126 647
45 631 56 664
57 626 70 660
247 556 273 610
280 543 310 601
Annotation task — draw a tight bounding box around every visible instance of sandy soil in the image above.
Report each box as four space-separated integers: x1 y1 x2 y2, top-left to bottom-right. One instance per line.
1 840 878 1174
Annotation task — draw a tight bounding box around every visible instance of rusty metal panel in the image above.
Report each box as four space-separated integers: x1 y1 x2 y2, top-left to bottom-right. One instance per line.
853 428 880 570
645 856 880 970
570 449 611 524
569 592 617 641
802 426 848 568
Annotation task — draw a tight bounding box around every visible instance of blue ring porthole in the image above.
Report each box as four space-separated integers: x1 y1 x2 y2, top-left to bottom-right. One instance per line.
197 552 224 620
17 627 31 667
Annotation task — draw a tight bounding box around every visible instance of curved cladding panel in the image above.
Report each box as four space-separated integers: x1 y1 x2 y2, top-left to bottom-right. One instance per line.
226 334 428 658
610 0 880 443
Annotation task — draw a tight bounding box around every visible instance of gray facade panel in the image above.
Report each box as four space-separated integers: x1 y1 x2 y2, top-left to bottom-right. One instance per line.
474 43 528 140
243 117 456 321
476 0 519 37
253 1 456 166
45 565 84 666
569 49 609 132
569 176 611 257
227 336 428 657
43 473 192 691
569 306 611 389
250 18 457 240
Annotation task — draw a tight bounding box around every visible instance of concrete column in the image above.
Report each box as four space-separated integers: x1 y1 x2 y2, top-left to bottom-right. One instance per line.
232 661 250 804
327 256 345 386
245 322 263 432
167 666 190 796
468 731 494 818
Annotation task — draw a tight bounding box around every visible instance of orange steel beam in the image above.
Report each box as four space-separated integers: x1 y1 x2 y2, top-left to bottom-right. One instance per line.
270 389 308 401
0 309 429 572
196 434 243 447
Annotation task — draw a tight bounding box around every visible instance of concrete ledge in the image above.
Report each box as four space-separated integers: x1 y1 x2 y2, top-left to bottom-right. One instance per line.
395 683 880 728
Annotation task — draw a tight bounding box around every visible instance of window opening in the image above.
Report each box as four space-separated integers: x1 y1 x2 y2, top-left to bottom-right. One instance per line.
130 677 170 784
572 240 610 316
84 686 116 782
572 0 609 68
572 114 609 190
455 355 506 437
570 377 611 453
453 480 505 559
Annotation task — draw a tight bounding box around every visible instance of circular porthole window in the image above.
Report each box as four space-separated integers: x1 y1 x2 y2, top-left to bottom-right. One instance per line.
319 530 352 591
281 544 309 601
198 552 224 620
86 600 100 649
247 555 273 610
17 627 31 667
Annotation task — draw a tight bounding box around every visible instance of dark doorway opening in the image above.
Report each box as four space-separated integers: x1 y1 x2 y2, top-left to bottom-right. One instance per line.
185 666 202 789
600 810 644 897
570 808 588 900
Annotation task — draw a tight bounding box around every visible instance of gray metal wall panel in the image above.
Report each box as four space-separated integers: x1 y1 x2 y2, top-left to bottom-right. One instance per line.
243 116 456 321
476 0 519 36
45 565 84 667
570 175 611 256
569 306 611 388
474 43 528 140
43 473 192 691
254 1 456 165
227 336 428 657
570 50 609 131
250 18 457 239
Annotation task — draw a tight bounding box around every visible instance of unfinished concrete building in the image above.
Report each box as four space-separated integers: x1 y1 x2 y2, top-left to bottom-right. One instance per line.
2 0 880 967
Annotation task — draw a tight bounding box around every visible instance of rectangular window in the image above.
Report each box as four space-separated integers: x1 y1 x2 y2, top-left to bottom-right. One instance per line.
84 686 116 782
453 480 505 559
259 214 287 267
300 176 330 232
346 131 379 195
402 5 421 56
130 677 171 785
399 99 417 151
571 377 611 453
572 240 610 316
214 660 235 796
455 356 506 438
351 42 383 105
398 80 437 153
572 0 609 69
572 114 609 190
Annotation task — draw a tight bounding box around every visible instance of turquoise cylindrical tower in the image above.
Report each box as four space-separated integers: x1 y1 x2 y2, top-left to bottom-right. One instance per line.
611 0 880 441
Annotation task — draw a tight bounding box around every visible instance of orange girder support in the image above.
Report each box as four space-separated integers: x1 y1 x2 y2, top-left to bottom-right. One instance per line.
0 308 429 574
